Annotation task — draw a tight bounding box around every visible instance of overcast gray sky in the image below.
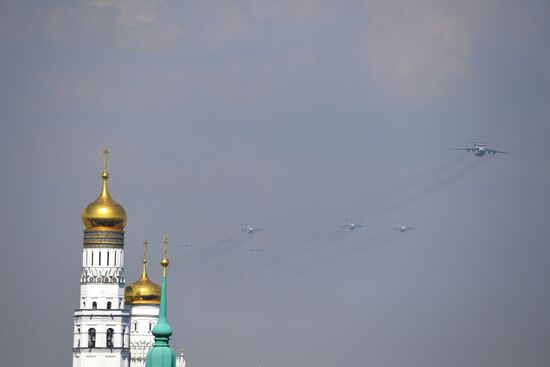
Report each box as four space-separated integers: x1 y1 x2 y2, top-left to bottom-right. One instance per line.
1 1 549 366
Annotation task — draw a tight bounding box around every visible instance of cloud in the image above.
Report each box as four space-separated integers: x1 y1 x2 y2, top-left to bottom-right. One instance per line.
247 0 327 25
198 1 255 46
89 0 162 26
46 1 183 50
362 0 476 100
114 20 184 50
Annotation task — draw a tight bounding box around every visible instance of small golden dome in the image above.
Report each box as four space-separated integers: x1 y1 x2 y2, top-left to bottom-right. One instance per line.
81 147 127 230
125 240 161 305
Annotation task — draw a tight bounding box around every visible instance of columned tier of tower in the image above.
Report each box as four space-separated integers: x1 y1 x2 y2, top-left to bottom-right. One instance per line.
73 308 131 367
80 229 126 305
73 310 130 350
81 248 125 283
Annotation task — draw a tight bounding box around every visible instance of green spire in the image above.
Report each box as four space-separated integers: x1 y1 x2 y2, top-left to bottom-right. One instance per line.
145 235 176 367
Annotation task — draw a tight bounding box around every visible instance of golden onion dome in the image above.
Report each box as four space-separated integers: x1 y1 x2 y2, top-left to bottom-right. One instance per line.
125 240 161 305
81 147 127 230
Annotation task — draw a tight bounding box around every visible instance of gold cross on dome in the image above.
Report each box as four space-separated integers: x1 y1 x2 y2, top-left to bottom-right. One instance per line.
103 146 109 172
143 240 148 264
161 235 169 276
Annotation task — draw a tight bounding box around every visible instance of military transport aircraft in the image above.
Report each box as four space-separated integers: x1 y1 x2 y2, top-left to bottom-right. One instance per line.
450 142 509 156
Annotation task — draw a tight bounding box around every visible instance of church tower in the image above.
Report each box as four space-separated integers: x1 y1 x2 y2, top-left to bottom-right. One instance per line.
125 240 161 367
145 236 178 367
73 147 131 367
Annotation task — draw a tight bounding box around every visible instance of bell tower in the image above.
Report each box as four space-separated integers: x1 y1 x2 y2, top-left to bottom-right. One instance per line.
73 147 131 367
125 240 161 367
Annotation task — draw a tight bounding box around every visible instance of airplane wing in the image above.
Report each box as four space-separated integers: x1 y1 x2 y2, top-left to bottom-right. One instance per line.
449 148 476 152
487 149 510 155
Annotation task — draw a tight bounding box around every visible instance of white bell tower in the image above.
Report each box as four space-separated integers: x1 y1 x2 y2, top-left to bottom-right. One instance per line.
73 148 131 367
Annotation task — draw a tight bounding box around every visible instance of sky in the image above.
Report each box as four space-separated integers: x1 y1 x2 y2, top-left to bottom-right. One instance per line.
0 1 549 366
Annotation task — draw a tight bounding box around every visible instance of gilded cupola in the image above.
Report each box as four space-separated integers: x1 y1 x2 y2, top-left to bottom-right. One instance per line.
81 147 127 230
125 240 161 305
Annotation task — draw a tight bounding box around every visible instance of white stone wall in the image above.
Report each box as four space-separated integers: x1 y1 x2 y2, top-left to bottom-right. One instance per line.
74 244 130 367
73 348 130 367
128 304 159 367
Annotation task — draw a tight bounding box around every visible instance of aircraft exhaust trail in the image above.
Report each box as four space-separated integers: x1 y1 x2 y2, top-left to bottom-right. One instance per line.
287 232 402 279
309 228 355 251
282 156 487 275
346 232 401 257
357 154 469 217
375 156 490 218
235 154 489 280
201 234 254 263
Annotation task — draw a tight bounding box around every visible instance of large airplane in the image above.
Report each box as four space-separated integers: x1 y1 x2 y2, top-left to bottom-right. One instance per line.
450 142 509 157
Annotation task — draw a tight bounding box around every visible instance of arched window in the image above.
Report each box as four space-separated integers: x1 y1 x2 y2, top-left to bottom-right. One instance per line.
107 301 112 309
92 301 97 309
88 328 96 348
106 328 114 348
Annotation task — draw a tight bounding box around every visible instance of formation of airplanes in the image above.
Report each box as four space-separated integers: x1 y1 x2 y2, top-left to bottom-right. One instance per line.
211 221 418 242
177 143 508 252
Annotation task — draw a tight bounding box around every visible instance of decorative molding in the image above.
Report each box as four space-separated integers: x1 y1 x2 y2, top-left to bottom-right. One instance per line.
130 340 155 360
81 266 125 284
84 230 124 248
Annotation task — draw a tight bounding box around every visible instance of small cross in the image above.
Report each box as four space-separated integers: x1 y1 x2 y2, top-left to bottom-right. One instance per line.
103 146 109 171
143 240 148 263
162 235 169 276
